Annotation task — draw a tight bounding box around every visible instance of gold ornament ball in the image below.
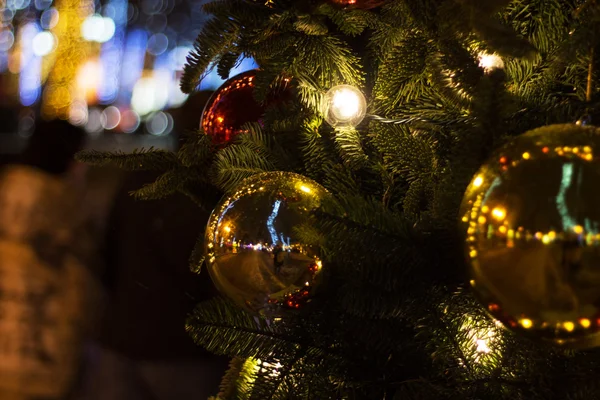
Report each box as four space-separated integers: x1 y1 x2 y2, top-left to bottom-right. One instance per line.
460 124 600 348
205 172 330 315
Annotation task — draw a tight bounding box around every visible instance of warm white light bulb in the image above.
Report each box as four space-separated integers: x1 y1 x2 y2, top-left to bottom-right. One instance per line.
332 88 360 119
323 85 366 128
478 52 504 72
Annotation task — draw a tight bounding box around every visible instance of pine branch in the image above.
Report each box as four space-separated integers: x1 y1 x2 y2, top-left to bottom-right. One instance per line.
437 0 537 59
289 35 364 110
217 51 243 79
298 117 332 180
130 170 180 200
334 128 369 170
372 33 431 114
314 196 431 303
321 164 363 198
178 132 214 168
130 168 201 200
210 125 278 192
188 234 206 275
75 148 177 171
316 4 379 37
293 14 328 36
186 298 315 360
181 17 241 92
217 357 256 400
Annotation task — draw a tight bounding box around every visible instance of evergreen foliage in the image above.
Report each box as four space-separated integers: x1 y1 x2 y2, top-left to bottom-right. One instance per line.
82 0 600 398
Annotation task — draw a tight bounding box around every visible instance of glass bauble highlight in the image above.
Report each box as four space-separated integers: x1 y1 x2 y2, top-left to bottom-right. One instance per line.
461 124 600 348
205 172 330 315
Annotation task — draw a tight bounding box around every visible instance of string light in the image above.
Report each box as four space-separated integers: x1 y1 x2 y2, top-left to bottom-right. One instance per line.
478 52 504 73
459 315 502 367
323 84 367 128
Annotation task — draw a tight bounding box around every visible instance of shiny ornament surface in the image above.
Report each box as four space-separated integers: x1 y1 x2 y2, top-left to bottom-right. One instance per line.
200 70 290 145
205 172 329 315
461 124 600 348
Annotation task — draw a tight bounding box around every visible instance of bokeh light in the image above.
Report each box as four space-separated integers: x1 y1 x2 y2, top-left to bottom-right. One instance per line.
100 105 121 130
69 100 89 126
131 75 169 115
0 31 15 52
40 8 59 29
34 0 53 10
146 110 173 135
8 0 31 11
147 32 168 55
85 107 103 135
120 109 140 133
32 31 55 56
17 110 35 137
82 14 115 43
76 59 102 104
19 22 42 106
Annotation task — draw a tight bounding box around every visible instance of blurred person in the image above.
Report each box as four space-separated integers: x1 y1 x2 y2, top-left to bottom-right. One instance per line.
0 119 103 400
78 92 228 400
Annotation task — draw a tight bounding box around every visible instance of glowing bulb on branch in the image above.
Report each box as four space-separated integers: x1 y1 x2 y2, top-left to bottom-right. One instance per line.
478 52 504 73
323 84 367 128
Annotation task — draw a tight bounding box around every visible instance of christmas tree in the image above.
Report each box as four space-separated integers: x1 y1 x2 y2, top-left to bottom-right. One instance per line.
79 0 600 398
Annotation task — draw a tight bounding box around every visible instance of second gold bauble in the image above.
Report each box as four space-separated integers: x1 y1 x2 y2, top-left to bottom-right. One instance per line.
461 124 600 348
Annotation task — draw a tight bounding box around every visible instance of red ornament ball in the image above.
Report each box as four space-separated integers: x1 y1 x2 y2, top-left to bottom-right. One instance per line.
200 69 290 145
330 0 386 9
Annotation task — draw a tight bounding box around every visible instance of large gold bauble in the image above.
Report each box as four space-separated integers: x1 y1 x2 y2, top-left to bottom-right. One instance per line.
461 124 600 348
205 172 329 315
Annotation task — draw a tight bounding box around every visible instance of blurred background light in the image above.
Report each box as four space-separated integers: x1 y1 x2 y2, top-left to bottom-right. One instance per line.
34 0 52 10
76 59 102 104
8 0 32 11
2 8 16 21
17 109 35 137
147 32 167 55
120 109 140 133
32 31 55 56
85 107 103 135
40 8 59 29
0 0 238 143
131 75 168 115
100 105 121 130
119 28 146 103
146 110 173 136
82 14 115 43
69 100 89 126
98 0 127 104
0 31 16 52
19 22 41 106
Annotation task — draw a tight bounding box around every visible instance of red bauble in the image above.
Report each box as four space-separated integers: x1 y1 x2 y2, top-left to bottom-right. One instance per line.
200 69 290 145
330 0 386 9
